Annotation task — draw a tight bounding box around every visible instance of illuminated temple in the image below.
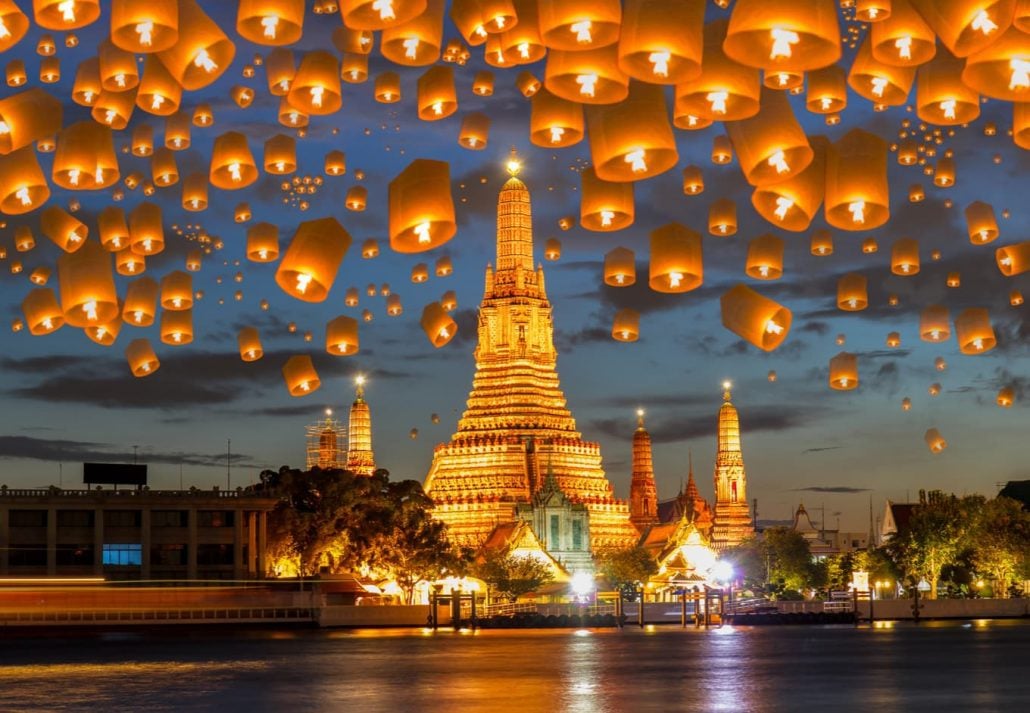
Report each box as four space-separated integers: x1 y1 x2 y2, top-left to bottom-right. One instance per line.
711 383 754 550
345 377 376 477
424 161 638 552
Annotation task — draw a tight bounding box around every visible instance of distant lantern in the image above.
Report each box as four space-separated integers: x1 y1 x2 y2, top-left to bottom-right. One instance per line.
871 0 936 66
682 166 704 195
708 198 738 236
587 81 678 182
375 71 402 103
111 0 180 53
675 20 760 121
6 59 28 87
236 0 304 46
421 301 457 347
751 135 828 231
238 326 263 362
901 397 912 411
997 386 1015 408
325 315 360 355
537 0 621 51
862 237 879 254
57 241 118 328
282 354 320 396
924 427 947 454
909 183 925 202
361 239 380 259
711 135 734 164
288 51 342 115
611 308 640 342
449 0 488 46
806 66 848 114
380 0 444 67
52 121 119 190
996 241 1030 276
416 66 457 121
41 206 87 252
829 352 858 390
530 88 585 148
933 157 956 187
811 229 834 256
946 272 961 287
346 186 368 211
0 88 63 155
886 331 901 347
767 370 777 383
724 0 841 72
71 57 102 107
131 124 154 157
745 234 785 280
649 223 702 293
137 53 181 115
125 338 160 377
617 0 703 84
275 217 351 302
920 304 951 342
544 238 562 261
1009 289 1023 306
825 129 890 231
965 201 999 244
155 0 235 90
264 134 297 175
324 150 347 176
87 304 123 346
160 270 193 311
580 167 634 232
160 307 193 345
516 72 542 97
129 202 164 256
459 113 490 150
558 216 574 231
411 263 430 283
116 248 145 276
341 0 427 31
210 132 258 189
472 71 494 96
386 293 403 315
440 290 457 312
185 250 202 272
916 50 980 125
955 307 996 354
935 356 947 371
362 309 373 322
604 246 636 287
897 138 918 165
21 287 63 335
234 202 251 224
673 94 715 131
165 111 192 150
29 266 50 286
265 48 295 95
15 225 36 252
435 255 453 277
389 159 456 253
345 287 360 306
544 45 629 105
0 146 50 215
98 39 140 93
720 283 792 351
891 237 920 275
848 35 916 105
181 173 208 212
909 0 1014 58
151 147 179 187
837 273 868 311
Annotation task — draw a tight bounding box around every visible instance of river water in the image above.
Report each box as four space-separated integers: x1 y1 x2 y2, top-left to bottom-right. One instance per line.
2 622 1028 712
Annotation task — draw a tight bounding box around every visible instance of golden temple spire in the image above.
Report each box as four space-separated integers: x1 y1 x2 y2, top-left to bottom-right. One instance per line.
346 375 375 477
506 146 522 177
495 148 534 275
354 374 365 401
630 407 659 532
636 407 645 429
722 379 733 402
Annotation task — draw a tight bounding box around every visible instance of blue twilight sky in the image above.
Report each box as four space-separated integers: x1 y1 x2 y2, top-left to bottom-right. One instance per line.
0 2 1027 531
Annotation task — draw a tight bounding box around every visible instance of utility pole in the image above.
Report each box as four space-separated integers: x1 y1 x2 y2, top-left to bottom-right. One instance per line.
226 438 231 491
179 462 183 490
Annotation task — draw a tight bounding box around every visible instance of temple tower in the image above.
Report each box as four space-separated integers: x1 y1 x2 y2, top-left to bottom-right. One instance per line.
424 156 637 552
629 410 659 533
345 375 376 477
306 410 345 470
711 382 754 549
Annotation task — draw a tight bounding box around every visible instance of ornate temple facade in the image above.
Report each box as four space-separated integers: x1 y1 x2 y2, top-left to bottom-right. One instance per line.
345 377 376 477
423 164 638 553
305 411 345 470
711 384 754 550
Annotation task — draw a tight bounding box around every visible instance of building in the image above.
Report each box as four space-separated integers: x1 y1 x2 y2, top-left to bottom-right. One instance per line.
0 485 277 580
791 503 871 557
880 499 919 544
305 410 345 470
711 383 754 550
656 453 713 537
423 159 638 552
345 376 376 477
514 468 593 575
629 410 659 533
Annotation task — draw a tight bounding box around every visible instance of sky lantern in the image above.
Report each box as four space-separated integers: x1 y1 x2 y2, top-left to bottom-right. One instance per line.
545 45 629 105
472 71 494 96
361 239 380 258
151 147 179 187
386 293 403 315
71 57 101 106
708 198 738 236
341 53 369 83
111 0 179 53
616 0 704 85
440 290 457 312
825 129 890 230
537 0 622 51
909 0 1014 57
22 287 64 335
920 304 951 342
374 71 402 103
1017 102 1030 148
724 0 841 72
459 113 491 150
745 234 785 280
417 65 458 120
125 338 160 376
185 250 202 272
15 225 35 252
41 205 87 252
676 20 761 121
345 287 360 306
131 124 153 157
29 266 50 286
39 55 60 83
805 65 848 115
891 237 920 275
909 183 925 202
965 201 1000 244
683 165 704 195
389 159 456 252
1009 288 1024 305
264 134 297 174
0 88 64 155
238 326 263 362
209 132 258 189
580 166 634 232
917 50 981 125
434 255 453 276
946 271 961 287
961 25 1030 101
0 146 49 215
811 229 834 256
342 0 427 31
99 38 140 92
165 111 191 150
450 0 489 46
515 71 541 97
275 216 351 302
421 301 457 347
115 247 145 276
673 94 715 131
720 283 792 351
587 82 678 182
530 88 584 148
324 150 346 176
649 223 703 293
411 263 430 283
997 386 1015 407
57 240 118 328
156 0 235 91
159 306 193 345
544 238 561 260
6 59 28 86
611 308 640 342
129 201 164 256
181 173 208 211
0 1 28 52
333 25 374 56
871 0 937 66
886 331 901 347
193 102 214 127
837 273 869 311
848 35 916 105
381 0 444 66
266 48 295 95
498 6 545 65
935 356 947 371
91 86 137 130
829 352 859 390
37 32 56 54
282 354 320 396
231 85 255 108
956 307 997 353
136 55 182 115
51 121 118 191
996 240 1030 275
98 206 129 251
933 156 957 187
237 0 304 46
346 185 367 210
604 247 636 287
325 315 360 355
924 428 947 453
160 271 193 311
33 0 100 29
277 96 309 127
288 51 342 115
751 135 827 231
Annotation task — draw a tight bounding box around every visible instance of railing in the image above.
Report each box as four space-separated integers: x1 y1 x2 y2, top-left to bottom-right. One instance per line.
0 607 316 625
471 602 538 618
0 487 264 499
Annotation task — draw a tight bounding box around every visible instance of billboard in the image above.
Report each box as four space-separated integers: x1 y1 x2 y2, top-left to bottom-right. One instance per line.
83 462 148 487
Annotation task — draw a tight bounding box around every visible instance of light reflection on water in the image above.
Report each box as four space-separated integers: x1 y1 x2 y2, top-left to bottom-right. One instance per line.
2 622 1029 712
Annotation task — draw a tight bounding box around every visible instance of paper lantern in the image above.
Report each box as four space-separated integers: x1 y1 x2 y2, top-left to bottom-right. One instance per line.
325 315 359 355
751 135 827 231
530 88 584 148
324 150 346 176
71 57 101 107
587 81 678 183
15 225 35 252
236 0 304 46
263 134 297 175
720 283 792 351
288 51 342 114
33 0 99 29
558 216 574 231
91 87 137 130
604 247 636 287
282 354 320 395
924 428 947 453
825 129 890 230
156 0 235 90
345 287 360 307
346 186 367 211
111 0 179 53
274 217 351 303
99 38 140 92
160 271 192 311
0 146 49 215
435 255 453 276
537 0 621 51
181 173 208 212
837 273 868 311
617 0 704 84
230 85 255 108
724 0 841 72
421 301 457 347
708 198 738 236
87 302 124 346
374 71 402 103
682 166 704 195
333 25 374 55
129 202 164 256
0 88 64 155
886 331 901 347
891 237 920 275
131 124 154 157
498 1 545 64
649 223 703 293
450 0 489 45
0 1 28 52
962 26 1030 101
806 65 848 114
241 222 280 264
116 247 145 276
265 48 295 96
512 71 540 97
165 111 191 150
21 287 63 335
611 309 640 342
997 386 1015 407
185 250 202 272
235 326 263 362
6 59 27 87
829 352 859 390
1010 288 1024 306
545 45 629 104
763 69 804 91
457 113 491 150
811 229 834 256
928 382 942 397
917 51 980 125
149 147 178 187
471 71 495 96
342 0 427 31
711 135 734 165
51 121 118 191
159 307 193 345
209 132 258 190
580 167 634 232
341 53 369 84
440 290 457 312
675 20 761 121
848 35 916 105
996 241 1030 275
29 266 50 285
41 206 87 252
380 0 444 66
920 304 951 342
97 206 129 252
57 240 118 328
673 94 715 131
383 293 402 316
544 238 561 261
39 56 60 84
389 159 456 252
935 356 947 371
909 0 1014 58
417 65 457 121
745 234 785 280
965 201 999 244
933 157 955 188
871 0 936 67
411 263 430 283
1014 102 1030 148
909 183 925 202
123 338 159 376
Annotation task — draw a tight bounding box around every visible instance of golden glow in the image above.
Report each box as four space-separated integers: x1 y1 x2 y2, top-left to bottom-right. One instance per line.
403 37 419 60
1010 59 1030 92
135 20 154 46
848 200 866 224
624 148 647 173
193 49 218 74
769 27 799 59
576 73 598 97
373 0 395 21
571 19 592 44
649 50 670 77
261 14 280 39
971 9 997 35
707 90 729 115
767 150 789 174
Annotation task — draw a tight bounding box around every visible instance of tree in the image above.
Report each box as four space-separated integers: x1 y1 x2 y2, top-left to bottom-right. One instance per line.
475 552 555 602
967 496 1030 597
722 536 766 592
763 527 818 594
886 490 969 599
597 546 658 600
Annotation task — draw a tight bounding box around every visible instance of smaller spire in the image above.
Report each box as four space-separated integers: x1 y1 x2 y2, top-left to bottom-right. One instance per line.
636 408 645 429
722 379 733 402
506 146 522 177
354 374 366 401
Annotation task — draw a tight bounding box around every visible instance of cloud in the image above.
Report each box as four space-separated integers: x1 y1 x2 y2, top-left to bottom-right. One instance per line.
802 446 843 453
0 435 256 468
589 404 823 444
791 486 872 494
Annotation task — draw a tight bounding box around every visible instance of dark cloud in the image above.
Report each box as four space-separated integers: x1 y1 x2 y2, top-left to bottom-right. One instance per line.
589 404 822 445
803 446 843 453
868 361 901 395
0 435 255 468
792 486 871 494
555 326 611 351
800 320 831 336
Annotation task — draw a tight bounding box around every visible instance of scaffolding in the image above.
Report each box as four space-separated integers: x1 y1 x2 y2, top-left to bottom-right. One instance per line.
305 411 347 470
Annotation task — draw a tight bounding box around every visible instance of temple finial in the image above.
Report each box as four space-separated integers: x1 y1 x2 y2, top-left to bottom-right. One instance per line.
722 379 732 402
355 374 366 400
636 408 645 429
506 146 521 177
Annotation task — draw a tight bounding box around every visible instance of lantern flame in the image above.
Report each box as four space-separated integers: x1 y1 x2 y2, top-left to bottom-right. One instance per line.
615 273 625 285
95 326 106 339
972 338 984 351
868 8 879 19
848 200 866 224
261 15 280 39
68 169 81 186
895 36 912 60
171 297 182 308
600 210 615 227
474 25 487 38
257 249 268 260
1000 255 1012 266
228 162 242 182
549 126 565 144
625 149 647 173
838 377 849 387
494 14 506 29
432 101 443 115
1009 59 1030 92
576 73 598 97
765 320 784 335
939 99 957 119
141 362 150 372
438 326 450 339
133 310 144 323
467 137 478 147
971 9 997 35
135 20 154 46
68 230 83 244
758 264 770 277
773 197 793 220
819 96 833 110
58 0 76 23
104 109 117 124
310 85 325 108
870 77 888 97
0 18 9 40
518 42 530 60
141 238 153 252
85 89 96 103
193 49 218 73
648 51 671 77
373 0 395 21
706 91 729 114
571 19 593 44
114 73 126 88
403 37 420 59
686 115 699 127
42 317 53 330
767 150 790 174
83 300 98 321
847 298 858 308
775 72 790 87
295 272 312 294
668 271 683 288
414 221 432 244
151 94 165 110
899 262 911 273
769 28 799 59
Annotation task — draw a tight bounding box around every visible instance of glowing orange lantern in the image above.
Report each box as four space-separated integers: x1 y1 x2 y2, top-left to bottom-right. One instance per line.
165 111 191 150
617 0 704 84
41 206 87 252
909 0 1014 57
325 315 359 355
288 51 342 114
57 240 118 328
545 45 629 104
848 35 916 105
160 270 192 311
237 327 263 362
209 132 258 189
274 217 350 302
237 0 304 46
375 71 402 103
111 0 179 53
52 121 119 190
361 239 379 259
829 352 859 390
21 287 64 335
15 225 35 252
1010 288 1024 305
837 273 868 311
751 135 827 231
925 428 947 453
98 206 129 252
920 304 951 342
675 20 761 121
745 234 785 280
871 0 936 66
811 229 834 256
181 173 208 212
965 201 999 244
682 166 704 195
708 198 738 236
246 222 279 263
389 159 456 252
342 0 427 31
587 81 678 182
159 306 193 345
997 386 1015 407
544 238 561 260
806 65 848 114
917 51 980 125
0 146 50 215
156 0 235 90
604 247 636 287
417 65 457 120
282 354 320 395
0 1 28 52
264 134 297 174
720 283 792 351
825 129 890 230
459 113 490 150
538 0 621 51
381 0 444 66
955 307 996 353
891 237 920 275
151 147 179 187
346 186 367 211
649 223 702 293
530 88 584 148
72 57 101 106
996 240 1030 275
324 150 346 176
724 0 841 72
129 201 164 256
611 309 640 342
421 301 457 347
580 167 634 232
962 26 1030 101
0 88 64 155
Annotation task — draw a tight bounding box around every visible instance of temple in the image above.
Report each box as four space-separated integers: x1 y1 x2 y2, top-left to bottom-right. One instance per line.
305 410 345 470
346 376 376 477
423 158 638 553
711 382 754 549
629 410 659 533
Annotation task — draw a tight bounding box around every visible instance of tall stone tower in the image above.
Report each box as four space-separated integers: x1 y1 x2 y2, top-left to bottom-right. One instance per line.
345 376 376 477
629 410 659 533
305 410 345 470
711 382 754 549
423 157 638 552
